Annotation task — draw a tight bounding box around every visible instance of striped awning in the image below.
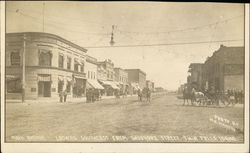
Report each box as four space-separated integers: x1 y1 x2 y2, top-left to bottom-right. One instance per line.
87 79 104 90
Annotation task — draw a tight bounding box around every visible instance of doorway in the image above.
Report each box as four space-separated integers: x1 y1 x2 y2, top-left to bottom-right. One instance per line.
38 81 51 97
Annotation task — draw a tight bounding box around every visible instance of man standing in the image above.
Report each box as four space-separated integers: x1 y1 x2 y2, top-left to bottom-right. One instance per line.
63 89 68 103
59 90 64 103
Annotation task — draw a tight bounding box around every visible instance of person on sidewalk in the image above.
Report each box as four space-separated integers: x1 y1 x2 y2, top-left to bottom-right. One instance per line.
63 89 68 103
59 90 64 103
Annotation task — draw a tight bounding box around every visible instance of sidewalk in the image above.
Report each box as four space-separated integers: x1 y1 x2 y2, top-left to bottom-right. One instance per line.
5 94 137 104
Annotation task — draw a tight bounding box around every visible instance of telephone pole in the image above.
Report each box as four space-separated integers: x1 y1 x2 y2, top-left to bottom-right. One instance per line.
22 34 26 103
43 2 45 32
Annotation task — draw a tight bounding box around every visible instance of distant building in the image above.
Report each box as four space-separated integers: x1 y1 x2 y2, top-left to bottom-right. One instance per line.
114 67 129 94
85 55 104 90
97 59 119 96
188 63 204 90
6 32 87 100
125 69 146 90
202 45 244 91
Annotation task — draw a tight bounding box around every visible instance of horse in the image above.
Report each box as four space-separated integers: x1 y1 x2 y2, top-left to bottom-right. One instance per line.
142 88 151 102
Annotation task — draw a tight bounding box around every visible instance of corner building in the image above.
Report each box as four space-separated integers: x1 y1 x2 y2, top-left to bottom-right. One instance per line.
6 32 87 100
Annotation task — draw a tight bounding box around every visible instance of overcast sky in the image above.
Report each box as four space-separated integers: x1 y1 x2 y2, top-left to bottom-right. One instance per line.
6 2 244 90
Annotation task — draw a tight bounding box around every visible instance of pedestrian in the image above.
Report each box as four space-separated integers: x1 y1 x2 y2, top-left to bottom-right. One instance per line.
59 90 64 103
138 89 142 101
63 89 68 102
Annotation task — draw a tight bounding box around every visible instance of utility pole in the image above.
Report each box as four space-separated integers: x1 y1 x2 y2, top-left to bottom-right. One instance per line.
22 34 26 103
110 25 115 46
43 2 45 32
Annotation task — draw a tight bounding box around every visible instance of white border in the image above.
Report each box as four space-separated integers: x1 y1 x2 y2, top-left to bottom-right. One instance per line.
1 2 249 153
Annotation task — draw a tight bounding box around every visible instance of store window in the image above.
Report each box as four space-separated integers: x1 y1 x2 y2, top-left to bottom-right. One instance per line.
10 51 21 66
58 54 64 68
39 50 52 66
7 78 22 93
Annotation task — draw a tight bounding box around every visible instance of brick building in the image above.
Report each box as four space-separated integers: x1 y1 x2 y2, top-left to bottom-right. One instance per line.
85 55 104 90
188 63 204 90
6 32 87 100
97 59 119 96
202 45 244 91
114 67 129 94
125 69 146 91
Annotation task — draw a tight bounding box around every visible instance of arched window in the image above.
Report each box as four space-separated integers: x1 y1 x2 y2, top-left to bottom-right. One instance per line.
39 50 52 66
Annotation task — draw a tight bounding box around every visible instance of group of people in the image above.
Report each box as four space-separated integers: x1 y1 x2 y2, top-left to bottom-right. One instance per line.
86 88 101 103
183 86 244 106
59 89 68 103
137 87 152 102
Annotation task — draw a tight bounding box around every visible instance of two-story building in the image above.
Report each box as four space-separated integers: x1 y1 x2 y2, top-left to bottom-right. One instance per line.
114 67 129 94
85 55 104 90
202 45 244 91
97 59 119 96
125 69 146 94
6 32 87 100
188 63 204 90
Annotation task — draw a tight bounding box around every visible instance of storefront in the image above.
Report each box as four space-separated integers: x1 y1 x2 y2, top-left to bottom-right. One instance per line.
73 74 86 97
37 74 52 97
98 80 119 96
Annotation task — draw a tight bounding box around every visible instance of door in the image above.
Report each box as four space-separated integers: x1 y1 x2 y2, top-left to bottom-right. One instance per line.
44 82 51 97
38 81 51 97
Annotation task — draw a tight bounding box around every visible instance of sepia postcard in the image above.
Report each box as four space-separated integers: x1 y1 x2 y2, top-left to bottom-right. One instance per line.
1 1 249 153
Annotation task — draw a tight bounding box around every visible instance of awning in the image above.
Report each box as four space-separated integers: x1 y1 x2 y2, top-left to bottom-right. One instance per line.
58 75 64 81
66 77 72 82
87 79 104 89
99 80 119 89
6 75 20 81
74 75 85 79
38 75 51 81
131 83 141 90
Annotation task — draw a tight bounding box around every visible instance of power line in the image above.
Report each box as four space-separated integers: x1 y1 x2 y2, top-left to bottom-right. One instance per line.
84 39 243 49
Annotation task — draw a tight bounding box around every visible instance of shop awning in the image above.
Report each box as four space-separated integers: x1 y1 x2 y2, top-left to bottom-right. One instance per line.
38 75 51 81
6 75 20 81
99 80 119 89
131 83 141 90
74 75 85 79
66 77 72 82
58 75 64 81
87 79 104 90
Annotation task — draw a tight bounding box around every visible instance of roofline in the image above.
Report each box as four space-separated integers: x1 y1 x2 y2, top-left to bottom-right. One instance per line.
125 69 146 75
6 32 87 53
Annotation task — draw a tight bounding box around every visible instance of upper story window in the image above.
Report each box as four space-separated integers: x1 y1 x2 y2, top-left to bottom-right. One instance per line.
80 61 84 73
10 51 20 66
74 59 80 72
67 57 71 70
39 49 52 66
58 54 64 68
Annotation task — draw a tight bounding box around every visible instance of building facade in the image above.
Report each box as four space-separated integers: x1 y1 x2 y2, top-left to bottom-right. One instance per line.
6 32 87 100
125 69 146 90
114 68 129 94
85 55 104 90
97 59 119 96
188 63 204 90
202 45 244 91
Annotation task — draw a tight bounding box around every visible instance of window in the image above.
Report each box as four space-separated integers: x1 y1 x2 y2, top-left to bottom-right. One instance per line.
58 54 64 68
80 65 84 73
67 57 71 70
66 81 71 92
39 50 52 66
10 51 20 66
7 78 22 93
91 72 93 79
74 59 79 72
88 71 90 79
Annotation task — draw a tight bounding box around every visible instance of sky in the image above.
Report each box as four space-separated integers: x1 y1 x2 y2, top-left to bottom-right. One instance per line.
6 2 244 90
